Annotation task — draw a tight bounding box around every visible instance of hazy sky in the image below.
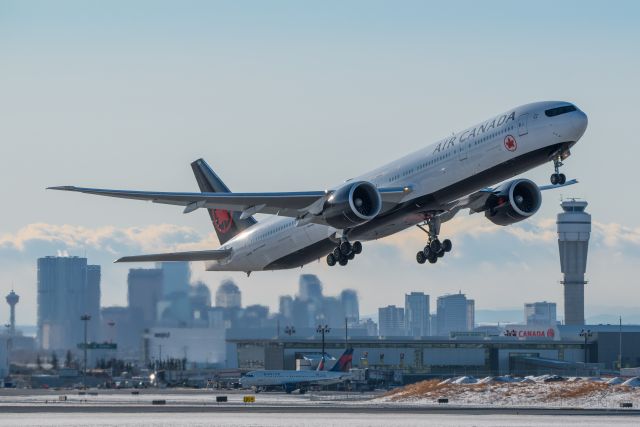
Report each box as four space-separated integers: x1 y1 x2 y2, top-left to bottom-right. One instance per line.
1 1 639 324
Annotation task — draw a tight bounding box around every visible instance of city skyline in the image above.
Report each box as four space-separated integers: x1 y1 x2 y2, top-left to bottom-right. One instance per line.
2 1 640 324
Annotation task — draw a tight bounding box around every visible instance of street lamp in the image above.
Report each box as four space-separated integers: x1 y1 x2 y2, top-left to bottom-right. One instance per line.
316 324 330 369
579 329 593 364
80 314 91 389
284 326 296 337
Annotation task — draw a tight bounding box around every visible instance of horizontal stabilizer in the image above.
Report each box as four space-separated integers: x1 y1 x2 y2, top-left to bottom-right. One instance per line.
115 249 232 263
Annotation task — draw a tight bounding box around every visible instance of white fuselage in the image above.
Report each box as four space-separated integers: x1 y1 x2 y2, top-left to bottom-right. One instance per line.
207 101 587 272
240 370 349 388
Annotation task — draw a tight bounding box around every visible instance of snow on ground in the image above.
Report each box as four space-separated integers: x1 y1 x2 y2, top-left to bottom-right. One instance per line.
378 376 640 409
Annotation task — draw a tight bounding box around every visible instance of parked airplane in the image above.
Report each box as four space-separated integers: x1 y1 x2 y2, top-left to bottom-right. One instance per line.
240 348 354 393
49 101 587 272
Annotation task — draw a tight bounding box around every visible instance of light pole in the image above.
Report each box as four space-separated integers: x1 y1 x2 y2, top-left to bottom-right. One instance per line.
316 324 330 369
284 326 296 337
81 314 91 389
579 329 593 364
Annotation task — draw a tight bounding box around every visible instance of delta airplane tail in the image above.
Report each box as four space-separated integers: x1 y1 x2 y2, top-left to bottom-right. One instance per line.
329 348 353 372
191 158 257 244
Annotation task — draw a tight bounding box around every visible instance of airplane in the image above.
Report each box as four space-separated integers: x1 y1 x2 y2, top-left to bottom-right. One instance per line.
240 348 354 394
49 101 588 271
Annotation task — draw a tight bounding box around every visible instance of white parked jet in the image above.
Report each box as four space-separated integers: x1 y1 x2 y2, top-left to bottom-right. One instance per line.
50 101 587 272
240 349 354 394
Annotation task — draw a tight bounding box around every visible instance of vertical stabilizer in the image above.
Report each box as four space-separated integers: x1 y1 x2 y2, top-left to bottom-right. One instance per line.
191 158 257 245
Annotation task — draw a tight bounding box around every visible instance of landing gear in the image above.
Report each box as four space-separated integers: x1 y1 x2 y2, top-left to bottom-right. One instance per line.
416 217 453 265
550 153 567 185
327 237 363 267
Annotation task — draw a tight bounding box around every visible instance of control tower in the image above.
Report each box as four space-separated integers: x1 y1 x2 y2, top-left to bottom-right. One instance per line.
5 290 19 336
557 200 591 325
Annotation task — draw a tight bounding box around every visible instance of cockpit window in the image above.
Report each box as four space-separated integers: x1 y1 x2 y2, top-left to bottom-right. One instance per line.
545 105 577 117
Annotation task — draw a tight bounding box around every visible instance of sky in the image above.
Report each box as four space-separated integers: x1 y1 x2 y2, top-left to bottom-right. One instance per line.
1 1 639 325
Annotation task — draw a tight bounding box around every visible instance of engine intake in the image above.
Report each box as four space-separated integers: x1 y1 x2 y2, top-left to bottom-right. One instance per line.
485 179 541 226
322 181 382 229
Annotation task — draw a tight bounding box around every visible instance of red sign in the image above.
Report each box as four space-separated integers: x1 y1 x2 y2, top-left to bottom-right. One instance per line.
504 135 517 152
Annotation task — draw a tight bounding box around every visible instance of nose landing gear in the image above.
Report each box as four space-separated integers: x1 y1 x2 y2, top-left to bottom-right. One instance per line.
415 217 452 265
326 239 362 267
550 153 567 185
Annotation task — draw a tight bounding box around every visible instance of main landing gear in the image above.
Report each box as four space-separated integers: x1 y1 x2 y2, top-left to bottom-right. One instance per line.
326 239 362 267
415 217 452 265
550 153 567 185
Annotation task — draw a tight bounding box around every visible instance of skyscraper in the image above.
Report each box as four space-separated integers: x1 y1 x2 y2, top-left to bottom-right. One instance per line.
157 262 190 297
127 268 163 328
557 200 591 325
436 292 472 336
404 292 430 337
298 274 323 302
278 295 294 320
215 280 241 308
525 301 557 325
37 256 100 350
341 289 360 326
378 305 404 336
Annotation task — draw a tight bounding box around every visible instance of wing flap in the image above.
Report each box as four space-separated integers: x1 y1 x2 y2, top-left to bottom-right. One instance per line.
115 249 232 263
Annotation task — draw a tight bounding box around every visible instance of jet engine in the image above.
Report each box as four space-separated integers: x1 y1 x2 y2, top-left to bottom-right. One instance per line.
322 181 382 229
484 179 542 226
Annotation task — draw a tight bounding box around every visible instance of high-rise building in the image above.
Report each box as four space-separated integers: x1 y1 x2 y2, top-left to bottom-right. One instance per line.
466 299 475 331
436 292 472 336
127 268 163 328
321 296 345 329
557 200 591 325
157 262 190 297
37 256 100 350
405 292 430 337
341 289 360 325
215 280 241 308
378 305 404 336
278 295 294 320
525 301 557 325
156 262 192 325
298 274 322 302
190 282 212 322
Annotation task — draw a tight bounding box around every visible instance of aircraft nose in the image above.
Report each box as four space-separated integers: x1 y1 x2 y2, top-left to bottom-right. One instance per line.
573 109 588 140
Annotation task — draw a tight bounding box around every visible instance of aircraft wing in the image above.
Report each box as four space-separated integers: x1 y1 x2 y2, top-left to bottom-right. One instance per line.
47 185 409 224
115 249 232 263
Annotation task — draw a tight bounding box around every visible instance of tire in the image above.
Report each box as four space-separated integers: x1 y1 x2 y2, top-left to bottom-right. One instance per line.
339 241 352 255
348 252 355 260
442 239 452 252
423 246 431 258
333 247 341 259
416 251 426 264
550 174 559 185
559 173 566 185
430 239 442 254
352 241 363 254
338 257 348 266
326 254 336 266
428 255 438 264
437 250 445 258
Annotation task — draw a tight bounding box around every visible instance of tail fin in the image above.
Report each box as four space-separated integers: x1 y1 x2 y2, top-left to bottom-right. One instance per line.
330 348 353 372
191 158 257 245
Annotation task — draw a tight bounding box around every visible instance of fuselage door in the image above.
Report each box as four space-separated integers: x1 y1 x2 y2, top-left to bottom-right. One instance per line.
458 139 468 161
518 114 529 136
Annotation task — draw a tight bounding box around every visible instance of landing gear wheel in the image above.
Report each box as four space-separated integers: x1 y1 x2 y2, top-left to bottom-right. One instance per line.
326 254 336 266
423 246 432 258
339 241 352 256
428 255 438 264
333 247 341 259
442 239 452 253
429 239 442 254
338 257 348 266
437 250 445 258
550 173 559 185
352 241 363 254
558 173 566 185
416 251 426 264
348 252 355 260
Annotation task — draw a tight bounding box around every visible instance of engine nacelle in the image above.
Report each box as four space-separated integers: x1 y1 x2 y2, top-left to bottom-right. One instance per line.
322 181 382 229
484 179 542 226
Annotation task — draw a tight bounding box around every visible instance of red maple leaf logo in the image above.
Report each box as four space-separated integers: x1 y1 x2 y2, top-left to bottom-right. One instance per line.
212 209 233 234
504 135 517 152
